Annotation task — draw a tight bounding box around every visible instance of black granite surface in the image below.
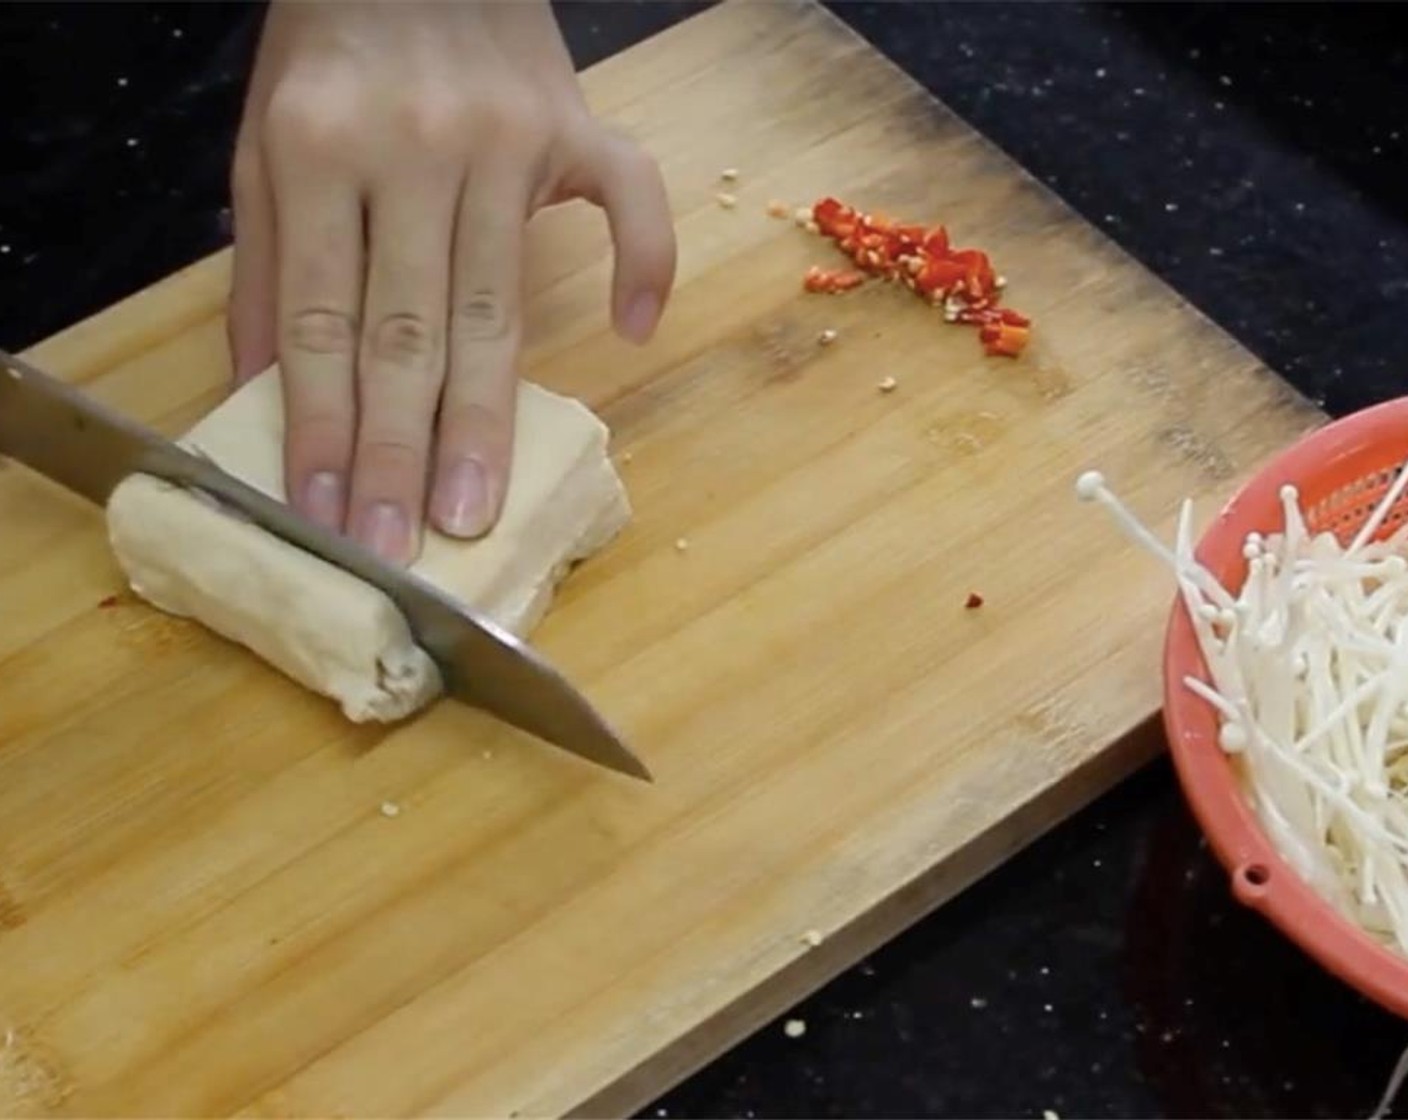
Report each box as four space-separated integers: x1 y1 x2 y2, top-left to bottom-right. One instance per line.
4 2 1408 1117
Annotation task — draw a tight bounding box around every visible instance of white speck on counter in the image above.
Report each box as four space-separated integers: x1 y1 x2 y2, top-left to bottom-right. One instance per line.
784 1018 806 1038
1164 201 1178 212
1209 246 1224 257
116 76 129 87
818 328 838 346
125 137 140 148
878 376 897 393
794 207 812 227
970 996 988 1009
801 929 823 947
1094 67 1106 78
0 244 9 254
379 801 401 818
1219 74 1232 86
675 537 689 553
1043 1003 1054 1013
715 192 738 210
1043 1110 1061 1120
172 26 183 38
720 167 739 182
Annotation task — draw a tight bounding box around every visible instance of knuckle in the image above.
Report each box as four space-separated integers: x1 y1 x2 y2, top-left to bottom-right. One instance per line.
452 290 513 341
439 399 509 448
477 91 549 150
356 435 427 479
265 81 357 156
284 307 358 356
369 311 440 368
398 91 470 148
286 406 353 446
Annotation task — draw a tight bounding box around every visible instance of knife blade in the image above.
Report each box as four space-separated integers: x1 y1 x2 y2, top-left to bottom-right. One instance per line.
0 348 649 782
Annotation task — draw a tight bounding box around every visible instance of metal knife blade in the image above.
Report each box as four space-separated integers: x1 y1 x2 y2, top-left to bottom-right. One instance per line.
0 348 649 782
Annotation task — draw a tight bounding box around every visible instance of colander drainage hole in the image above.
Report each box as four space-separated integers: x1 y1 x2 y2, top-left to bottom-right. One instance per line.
1234 862 1272 901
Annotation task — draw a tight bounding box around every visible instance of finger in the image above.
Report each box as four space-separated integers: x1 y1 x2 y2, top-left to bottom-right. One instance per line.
348 176 458 564
578 129 676 345
268 155 363 535
227 138 278 384
430 163 530 540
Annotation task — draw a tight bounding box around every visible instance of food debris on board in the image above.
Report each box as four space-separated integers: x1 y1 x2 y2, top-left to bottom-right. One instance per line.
766 199 791 219
818 328 839 347
98 594 120 609
379 801 401 818
720 167 740 183
715 192 738 210
796 197 1031 358
674 537 690 553
801 929 824 947
965 591 985 609
783 1018 807 1038
878 376 898 394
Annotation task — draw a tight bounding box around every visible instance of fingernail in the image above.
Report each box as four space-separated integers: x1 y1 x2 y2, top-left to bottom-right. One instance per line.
357 501 411 564
302 471 344 530
619 291 660 345
432 458 491 538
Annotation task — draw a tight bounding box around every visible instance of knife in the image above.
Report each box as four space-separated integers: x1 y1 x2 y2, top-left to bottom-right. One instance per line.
0 348 649 782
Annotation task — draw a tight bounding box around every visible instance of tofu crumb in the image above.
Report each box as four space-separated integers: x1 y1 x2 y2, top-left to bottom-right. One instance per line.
766 199 791 219
720 167 740 182
675 537 690 553
802 929 824 947
878 375 898 393
784 1018 807 1038
793 206 812 227
715 192 738 209
818 328 838 346
804 220 820 235
379 801 401 818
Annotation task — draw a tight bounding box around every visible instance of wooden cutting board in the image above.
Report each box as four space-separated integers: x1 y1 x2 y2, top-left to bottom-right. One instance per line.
0 2 1321 1115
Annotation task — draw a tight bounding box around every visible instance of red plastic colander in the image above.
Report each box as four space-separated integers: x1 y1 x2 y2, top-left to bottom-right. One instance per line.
1163 395 1408 1019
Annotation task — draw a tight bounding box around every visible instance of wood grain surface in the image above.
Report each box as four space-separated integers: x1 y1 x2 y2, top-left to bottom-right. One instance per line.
0 2 1322 1116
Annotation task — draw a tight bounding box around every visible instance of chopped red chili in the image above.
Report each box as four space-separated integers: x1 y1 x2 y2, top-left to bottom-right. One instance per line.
965 592 985 610
98 594 120 609
798 197 1031 357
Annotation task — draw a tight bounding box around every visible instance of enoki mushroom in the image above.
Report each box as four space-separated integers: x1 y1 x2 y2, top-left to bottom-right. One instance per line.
1077 466 1408 956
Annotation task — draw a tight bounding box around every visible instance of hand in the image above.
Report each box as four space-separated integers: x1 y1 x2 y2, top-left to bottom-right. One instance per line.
226 0 675 564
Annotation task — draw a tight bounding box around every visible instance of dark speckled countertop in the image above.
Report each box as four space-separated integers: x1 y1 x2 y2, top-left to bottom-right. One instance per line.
4 3 1408 1117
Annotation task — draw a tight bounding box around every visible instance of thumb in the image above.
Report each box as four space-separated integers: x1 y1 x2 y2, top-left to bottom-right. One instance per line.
572 129 676 345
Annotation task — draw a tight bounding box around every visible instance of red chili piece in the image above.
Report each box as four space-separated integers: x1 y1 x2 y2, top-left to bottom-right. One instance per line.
98 594 120 609
965 592 985 610
801 197 1031 357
